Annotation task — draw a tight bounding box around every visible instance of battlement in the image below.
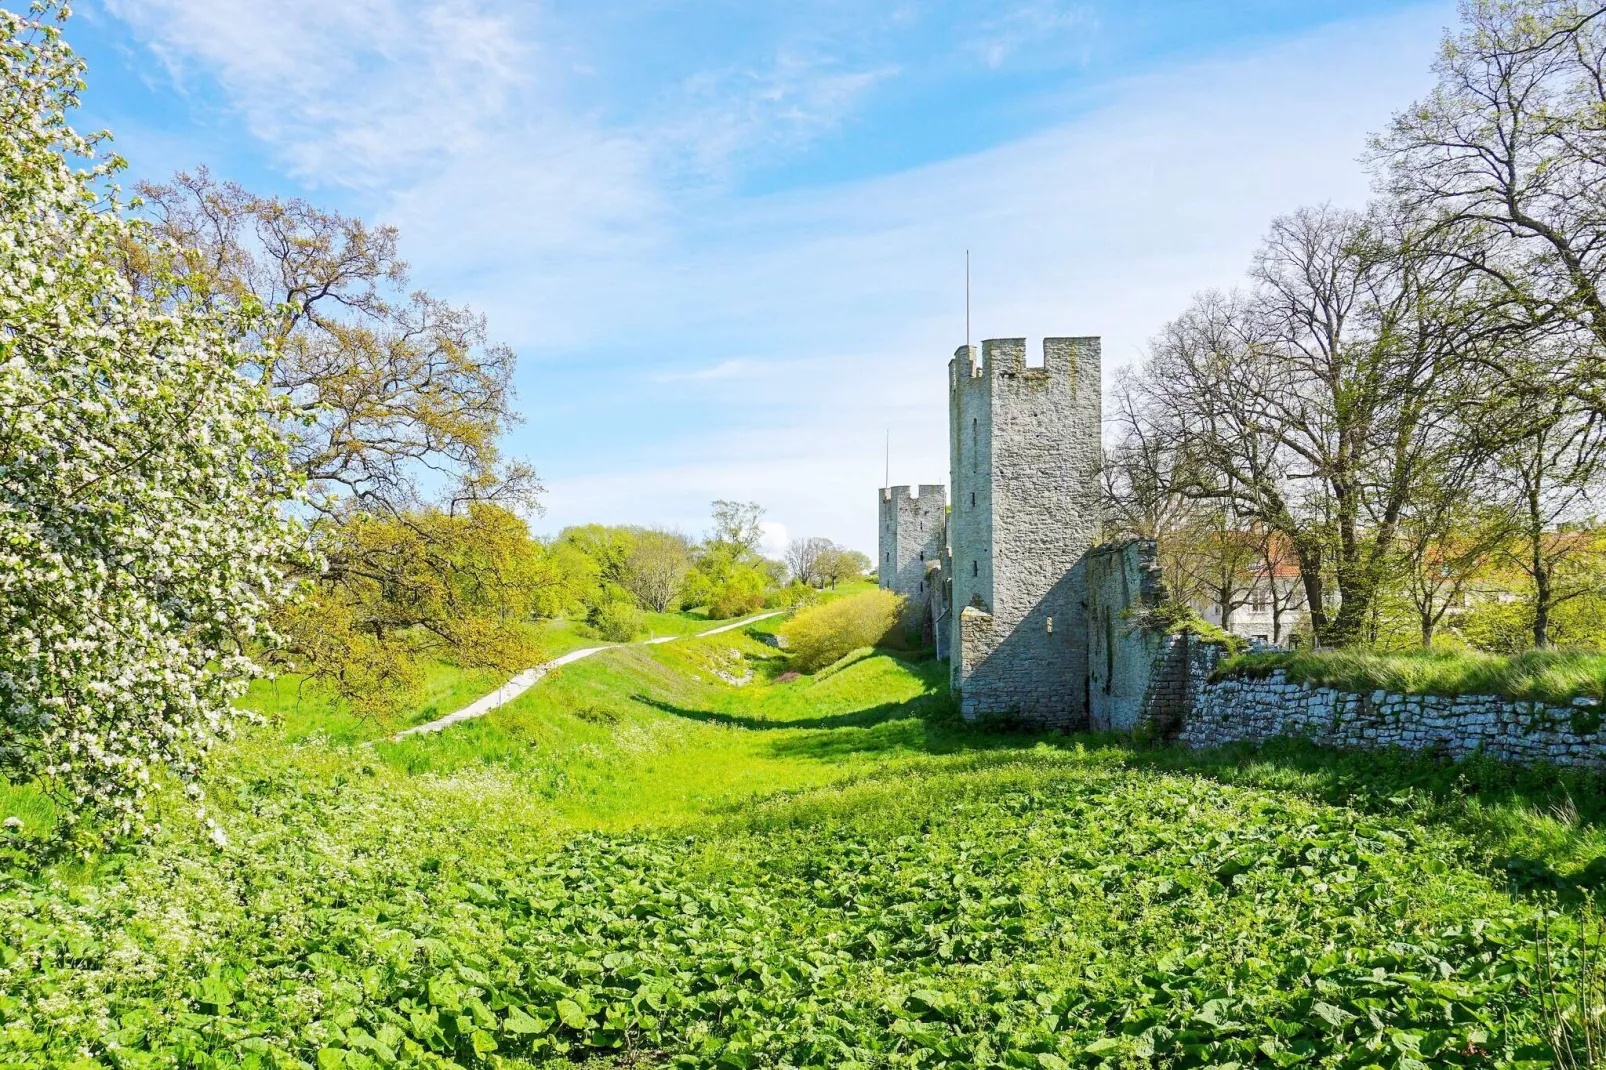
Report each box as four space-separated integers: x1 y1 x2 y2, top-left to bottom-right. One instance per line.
880 484 947 504
950 344 981 384
949 338 1097 392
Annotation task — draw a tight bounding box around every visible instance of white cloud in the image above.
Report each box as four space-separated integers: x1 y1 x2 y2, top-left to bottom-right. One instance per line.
663 53 898 179
652 359 759 383
971 1 1097 69
759 521 790 561
104 0 532 187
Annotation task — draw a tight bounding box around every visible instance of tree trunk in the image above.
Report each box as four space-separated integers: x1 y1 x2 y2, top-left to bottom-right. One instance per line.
1326 567 1376 649
1533 551 1552 649
1528 482 1550 649
1291 533 1329 647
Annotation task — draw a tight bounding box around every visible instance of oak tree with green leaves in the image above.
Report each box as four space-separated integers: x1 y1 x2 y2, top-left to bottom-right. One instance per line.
128 140 546 716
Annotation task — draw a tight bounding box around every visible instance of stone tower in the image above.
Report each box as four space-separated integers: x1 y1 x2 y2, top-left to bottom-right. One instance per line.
948 337 1102 727
877 484 947 627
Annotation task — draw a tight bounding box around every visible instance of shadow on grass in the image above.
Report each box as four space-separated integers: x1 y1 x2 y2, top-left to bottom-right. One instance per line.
628 692 959 735
630 663 1071 761
641 642 1606 903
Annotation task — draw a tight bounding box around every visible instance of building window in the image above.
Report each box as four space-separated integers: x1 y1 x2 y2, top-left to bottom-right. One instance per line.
972 560 978 577
970 492 975 507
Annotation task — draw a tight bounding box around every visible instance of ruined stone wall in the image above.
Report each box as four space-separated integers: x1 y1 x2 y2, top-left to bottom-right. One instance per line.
1084 538 1230 735
1183 673 1606 767
1086 539 1165 731
949 337 1102 727
877 485 946 627
1137 635 1229 738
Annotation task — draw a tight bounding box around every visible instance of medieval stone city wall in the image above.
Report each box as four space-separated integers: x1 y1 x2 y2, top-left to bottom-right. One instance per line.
1182 671 1606 767
947 344 992 656
949 337 1102 728
882 330 1601 770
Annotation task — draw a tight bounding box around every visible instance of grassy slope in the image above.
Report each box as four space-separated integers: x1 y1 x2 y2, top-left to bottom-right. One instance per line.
1218 646 1606 705
3 629 1605 1066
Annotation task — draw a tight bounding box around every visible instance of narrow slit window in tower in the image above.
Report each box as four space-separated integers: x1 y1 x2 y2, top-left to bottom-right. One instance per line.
972 560 978 577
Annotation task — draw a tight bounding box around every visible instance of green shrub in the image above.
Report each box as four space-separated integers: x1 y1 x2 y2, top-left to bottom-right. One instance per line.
708 568 767 620
781 588 904 673
592 598 645 642
677 568 714 612
1134 600 1246 653
765 582 818 610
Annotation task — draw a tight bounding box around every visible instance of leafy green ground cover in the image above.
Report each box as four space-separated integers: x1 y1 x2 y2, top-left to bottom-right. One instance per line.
1 631 1602 1067
1217 647 1606 705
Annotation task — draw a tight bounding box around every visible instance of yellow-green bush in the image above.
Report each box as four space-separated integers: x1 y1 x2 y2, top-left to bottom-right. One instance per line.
780 588 904 673
708 567 768 620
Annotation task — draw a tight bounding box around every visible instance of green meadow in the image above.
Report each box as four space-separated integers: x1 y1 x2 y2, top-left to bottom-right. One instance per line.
3 615 1605 1067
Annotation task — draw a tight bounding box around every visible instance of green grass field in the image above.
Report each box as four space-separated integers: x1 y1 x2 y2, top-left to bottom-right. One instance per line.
3 623 1605 1067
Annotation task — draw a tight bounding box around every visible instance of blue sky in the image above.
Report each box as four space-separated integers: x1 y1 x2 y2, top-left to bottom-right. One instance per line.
70 0 1454 555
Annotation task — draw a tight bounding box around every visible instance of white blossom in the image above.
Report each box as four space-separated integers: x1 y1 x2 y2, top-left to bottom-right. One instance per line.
0 3 305 835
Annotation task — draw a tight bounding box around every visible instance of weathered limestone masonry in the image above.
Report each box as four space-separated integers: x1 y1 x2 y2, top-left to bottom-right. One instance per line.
1086 539 1164 731
1183 672 1606 767
1085 538 1229 734
877 485 947 635
949 338 1102 727
1138 637 1228 739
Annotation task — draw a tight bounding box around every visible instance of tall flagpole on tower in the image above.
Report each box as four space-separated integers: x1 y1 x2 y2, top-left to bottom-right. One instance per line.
965 249 971 352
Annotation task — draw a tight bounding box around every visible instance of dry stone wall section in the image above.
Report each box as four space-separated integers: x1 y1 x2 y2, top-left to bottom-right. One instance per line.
1183 671 1606 767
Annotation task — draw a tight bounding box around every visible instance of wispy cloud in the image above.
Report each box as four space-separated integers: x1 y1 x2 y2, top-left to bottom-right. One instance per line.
970 1 1098 69
488 5 1452 549
653 359 759 384
104 0 531 186
665 52 898 180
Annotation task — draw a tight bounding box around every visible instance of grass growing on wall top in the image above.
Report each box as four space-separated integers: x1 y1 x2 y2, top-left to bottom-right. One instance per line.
1215 646 1606 705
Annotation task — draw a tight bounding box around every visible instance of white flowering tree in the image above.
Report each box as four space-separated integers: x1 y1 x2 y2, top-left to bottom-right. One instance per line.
0 4 303 836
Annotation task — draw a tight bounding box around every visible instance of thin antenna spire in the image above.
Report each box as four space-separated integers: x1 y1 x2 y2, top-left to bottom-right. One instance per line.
965 249 971 352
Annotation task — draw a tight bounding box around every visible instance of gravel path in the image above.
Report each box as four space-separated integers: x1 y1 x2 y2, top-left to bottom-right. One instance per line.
390 611 783 741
